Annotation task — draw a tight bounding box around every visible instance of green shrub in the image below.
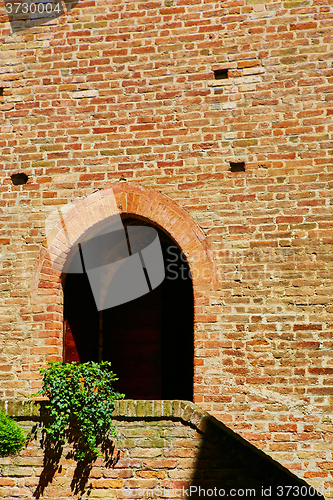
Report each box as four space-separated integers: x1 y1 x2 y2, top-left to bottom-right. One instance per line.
0 409 26 456
32 361 124 460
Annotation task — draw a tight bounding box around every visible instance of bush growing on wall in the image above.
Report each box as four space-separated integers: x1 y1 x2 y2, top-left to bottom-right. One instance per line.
0 409 26 456
33 361 124 460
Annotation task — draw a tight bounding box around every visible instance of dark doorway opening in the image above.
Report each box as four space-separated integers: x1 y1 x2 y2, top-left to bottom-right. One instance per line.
63 217 194 401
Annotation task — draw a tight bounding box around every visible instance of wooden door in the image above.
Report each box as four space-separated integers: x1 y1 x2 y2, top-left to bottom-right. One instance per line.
102 285 162 399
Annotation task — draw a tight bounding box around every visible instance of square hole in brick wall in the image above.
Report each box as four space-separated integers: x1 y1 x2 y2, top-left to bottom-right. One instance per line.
214 69 229 80
229 162 245 172
11 173 29 185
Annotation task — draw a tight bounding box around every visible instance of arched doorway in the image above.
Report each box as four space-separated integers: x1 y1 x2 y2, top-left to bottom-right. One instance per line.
63 216 194 401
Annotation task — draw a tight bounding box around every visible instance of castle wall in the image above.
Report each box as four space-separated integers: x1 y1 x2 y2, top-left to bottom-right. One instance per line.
1 0 333 489
0 400 327 499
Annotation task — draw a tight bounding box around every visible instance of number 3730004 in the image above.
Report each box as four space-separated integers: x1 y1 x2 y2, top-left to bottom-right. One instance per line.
5 2 61 14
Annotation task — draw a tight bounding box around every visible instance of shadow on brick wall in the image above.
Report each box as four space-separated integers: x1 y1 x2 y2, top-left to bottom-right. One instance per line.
0 400 327 499
190 415 324 500
31 415 120 499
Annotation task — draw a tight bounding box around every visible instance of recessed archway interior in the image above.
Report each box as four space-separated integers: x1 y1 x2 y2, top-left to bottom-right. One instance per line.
62 215 194 401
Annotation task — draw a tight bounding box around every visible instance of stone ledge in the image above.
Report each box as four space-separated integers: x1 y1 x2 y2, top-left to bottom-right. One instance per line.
0 398 248 452
0 400 40 418
0 399 215 434
0 399 304 484
111 400 209 427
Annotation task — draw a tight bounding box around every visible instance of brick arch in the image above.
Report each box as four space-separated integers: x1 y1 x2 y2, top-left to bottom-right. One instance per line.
31 183 218 361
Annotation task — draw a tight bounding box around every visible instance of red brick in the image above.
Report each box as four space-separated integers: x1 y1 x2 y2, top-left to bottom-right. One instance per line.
0 1 333 495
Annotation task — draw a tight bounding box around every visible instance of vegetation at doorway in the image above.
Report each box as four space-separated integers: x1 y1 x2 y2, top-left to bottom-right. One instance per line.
0 409 26 456
31 361 124 497
32 361 124 461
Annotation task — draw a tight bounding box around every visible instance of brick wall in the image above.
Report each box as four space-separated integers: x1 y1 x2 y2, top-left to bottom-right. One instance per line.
1 0 333 491
0 400 326 499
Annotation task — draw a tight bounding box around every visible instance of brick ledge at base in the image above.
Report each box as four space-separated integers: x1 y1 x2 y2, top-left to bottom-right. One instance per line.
0 400 323 498
0 399 217 434
0 398 303 471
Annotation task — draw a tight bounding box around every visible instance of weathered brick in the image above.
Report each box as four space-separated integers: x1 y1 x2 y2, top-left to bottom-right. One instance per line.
0 0 333 495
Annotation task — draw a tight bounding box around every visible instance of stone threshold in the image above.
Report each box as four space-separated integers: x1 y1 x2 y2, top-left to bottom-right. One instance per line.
0 399 209 433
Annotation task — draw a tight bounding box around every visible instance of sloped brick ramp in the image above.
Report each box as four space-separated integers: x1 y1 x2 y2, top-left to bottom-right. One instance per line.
0 400 324 499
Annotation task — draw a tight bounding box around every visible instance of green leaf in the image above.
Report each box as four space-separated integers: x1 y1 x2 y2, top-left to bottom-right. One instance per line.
30 361 124 461
0 410 26 456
